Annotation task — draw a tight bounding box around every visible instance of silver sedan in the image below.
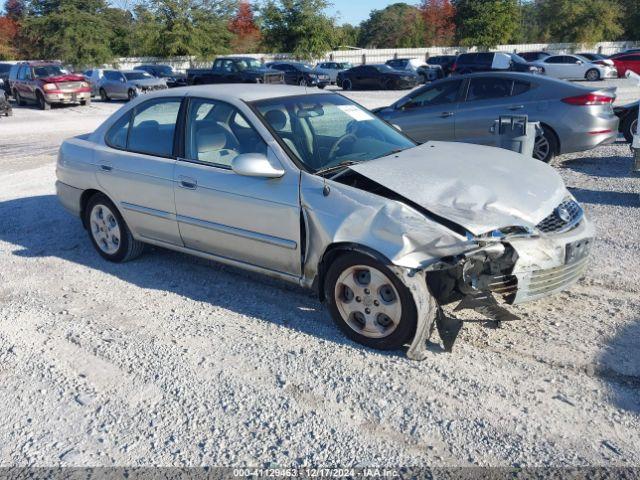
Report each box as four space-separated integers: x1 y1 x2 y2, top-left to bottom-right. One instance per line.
375 72 619 163
56 85 594 359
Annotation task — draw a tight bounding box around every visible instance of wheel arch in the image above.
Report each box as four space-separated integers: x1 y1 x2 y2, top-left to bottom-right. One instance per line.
80 189 113 229
314 242 393 302
539 122 561 154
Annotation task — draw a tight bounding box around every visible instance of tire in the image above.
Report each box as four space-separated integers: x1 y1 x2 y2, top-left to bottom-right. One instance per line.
127 89 137 101
342 79 353 91
585 69 600 81
80 98 91 106
534 125 559 163
324 252 418 350
299 78 308 87
84 193 144 263
419 74 427 84
14 89 25 106
382 79 393 90
99 88 110 102
622 114 638 143
36 91 50 110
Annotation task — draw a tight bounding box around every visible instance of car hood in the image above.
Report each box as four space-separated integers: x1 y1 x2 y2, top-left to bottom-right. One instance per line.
349 141 567 235
41 74 86 83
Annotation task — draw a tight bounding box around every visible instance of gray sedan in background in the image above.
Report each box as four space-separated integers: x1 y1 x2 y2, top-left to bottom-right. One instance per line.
99 70 168 101
375 72 619 162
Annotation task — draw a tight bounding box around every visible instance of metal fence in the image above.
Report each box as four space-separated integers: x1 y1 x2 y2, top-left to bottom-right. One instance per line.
114 41 640 71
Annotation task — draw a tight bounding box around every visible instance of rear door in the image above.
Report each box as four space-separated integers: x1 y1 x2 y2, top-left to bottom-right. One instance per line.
382 79 463 143
454 76 515 145
95 97 182 245
542 56 566 78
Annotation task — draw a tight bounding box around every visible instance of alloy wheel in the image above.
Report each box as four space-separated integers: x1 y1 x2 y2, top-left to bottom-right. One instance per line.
534 134 551 162
334 265 402 339
90 204 121 255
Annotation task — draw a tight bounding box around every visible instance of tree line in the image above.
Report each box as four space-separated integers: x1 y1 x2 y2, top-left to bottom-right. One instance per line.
0 0 638 67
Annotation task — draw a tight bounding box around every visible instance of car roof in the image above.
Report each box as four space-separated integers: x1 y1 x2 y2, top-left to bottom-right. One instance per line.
151 84 331 102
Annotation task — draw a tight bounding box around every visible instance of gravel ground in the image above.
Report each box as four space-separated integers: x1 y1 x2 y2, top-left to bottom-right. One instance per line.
0 78 639 468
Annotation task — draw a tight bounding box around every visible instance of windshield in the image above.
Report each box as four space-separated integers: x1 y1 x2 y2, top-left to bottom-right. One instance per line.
124 71 152 80
338 62 352 69
157 65 175 75
33 65 68 78
237 59 262 70
297 64 313 72
574 55 593 63
374 64 395 73
253 94 415 174
509 53 528 64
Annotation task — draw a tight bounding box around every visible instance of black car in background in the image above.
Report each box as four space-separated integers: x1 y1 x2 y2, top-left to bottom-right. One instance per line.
265 62 329 88
519 51 551 62
426 55 457 76
134 64 187 88
337 64 419 90
614 100 639 143
452 52 542 74
186 57 285 85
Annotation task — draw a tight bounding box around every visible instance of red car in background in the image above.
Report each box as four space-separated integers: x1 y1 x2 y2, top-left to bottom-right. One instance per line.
610 53 640 77
8 61 91 110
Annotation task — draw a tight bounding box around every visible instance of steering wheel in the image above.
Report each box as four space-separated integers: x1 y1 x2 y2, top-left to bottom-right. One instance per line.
328 134 358 162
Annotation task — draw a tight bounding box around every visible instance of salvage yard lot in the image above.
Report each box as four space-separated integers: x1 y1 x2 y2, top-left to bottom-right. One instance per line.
0 79 639 466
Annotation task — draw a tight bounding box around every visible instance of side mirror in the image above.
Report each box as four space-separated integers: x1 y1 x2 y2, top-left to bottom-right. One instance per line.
232 153 285 179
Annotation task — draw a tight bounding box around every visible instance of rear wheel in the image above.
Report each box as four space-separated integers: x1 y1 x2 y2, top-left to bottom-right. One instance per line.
85 193 144 263
534 125 559 163
299 78 308 87
622 114 638 143
324 253 418 350
99 88 109 102
585 69 600 81
342 79 353 91
36 91 50 110
13 89 25 106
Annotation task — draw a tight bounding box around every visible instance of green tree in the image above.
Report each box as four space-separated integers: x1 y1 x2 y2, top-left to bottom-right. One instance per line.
260 0 337 59
453 0 519 49
334 23 359 48
131 0 234 58
21 0 114 66
103 7 134 57
359 3 425 48
538 0 623 43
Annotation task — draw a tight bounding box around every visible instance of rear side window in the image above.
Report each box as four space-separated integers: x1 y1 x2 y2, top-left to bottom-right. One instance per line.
105 98 181 157
466 77 513 101
512 80 531 96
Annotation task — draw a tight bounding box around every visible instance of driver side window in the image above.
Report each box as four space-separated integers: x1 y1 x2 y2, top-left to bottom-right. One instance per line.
185 98 267 168
406 80 462 108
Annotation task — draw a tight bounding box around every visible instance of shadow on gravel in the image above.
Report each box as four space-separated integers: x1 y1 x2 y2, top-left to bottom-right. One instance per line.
560 149 634 179
0 194 397 356
569 187 639 208
597 319 640 414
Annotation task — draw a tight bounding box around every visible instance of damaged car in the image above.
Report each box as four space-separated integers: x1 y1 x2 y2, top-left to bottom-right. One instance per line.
56 86 594 359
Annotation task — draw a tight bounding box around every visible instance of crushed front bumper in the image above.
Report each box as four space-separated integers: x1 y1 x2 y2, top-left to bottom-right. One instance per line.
487 217 595 304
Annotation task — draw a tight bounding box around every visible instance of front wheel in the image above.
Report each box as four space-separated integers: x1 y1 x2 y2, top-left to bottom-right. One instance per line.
127 89 137 101
80 98 91 106
533 125 559 163
585 69 600 81
36 91 51 110
622 115 638 143
85 193 144 263
324 253 418 350
299 78 308 87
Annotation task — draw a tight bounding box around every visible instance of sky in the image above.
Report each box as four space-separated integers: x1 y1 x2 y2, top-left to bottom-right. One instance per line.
329 1 418 25
243 1 415 26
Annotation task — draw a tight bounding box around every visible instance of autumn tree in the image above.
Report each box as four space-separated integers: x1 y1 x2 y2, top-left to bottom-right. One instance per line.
228 0 261 53
0 16 18 58
421 0 455 46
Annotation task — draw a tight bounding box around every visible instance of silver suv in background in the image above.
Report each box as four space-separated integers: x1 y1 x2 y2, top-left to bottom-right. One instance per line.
98 70 168 101
375 72 619 163
313 61 352 84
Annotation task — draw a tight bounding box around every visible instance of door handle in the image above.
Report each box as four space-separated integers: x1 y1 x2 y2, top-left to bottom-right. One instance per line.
178 176 197 190
99 164 113 172
440 112 454 118
509 105 525 111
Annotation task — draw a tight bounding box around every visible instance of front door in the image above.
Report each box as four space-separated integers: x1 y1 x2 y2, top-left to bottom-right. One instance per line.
94 97 182 245
454 76 515 146
173 97 301 277
384 79 463 143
